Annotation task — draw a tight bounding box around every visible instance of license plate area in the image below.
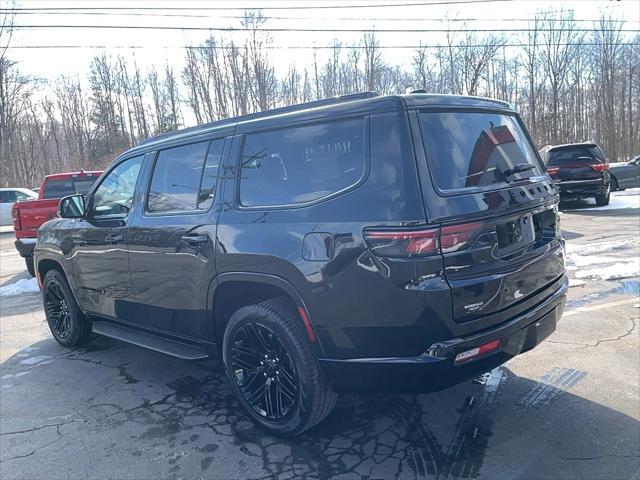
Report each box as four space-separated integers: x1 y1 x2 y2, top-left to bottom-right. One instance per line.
497 215 535 256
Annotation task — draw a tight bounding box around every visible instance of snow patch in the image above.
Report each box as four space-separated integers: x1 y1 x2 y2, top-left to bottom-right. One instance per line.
0 278 39 297
569 279 586 287
573 188 640 210
574 258 640 281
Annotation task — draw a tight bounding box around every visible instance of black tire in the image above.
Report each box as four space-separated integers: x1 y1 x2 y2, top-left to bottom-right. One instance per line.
222 297 337 436
595 189 610 206
42 269 91 347
610 176 619 192
25 256 35 277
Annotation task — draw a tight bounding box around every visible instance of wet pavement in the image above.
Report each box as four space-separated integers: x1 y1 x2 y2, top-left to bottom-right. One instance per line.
1 203 639 480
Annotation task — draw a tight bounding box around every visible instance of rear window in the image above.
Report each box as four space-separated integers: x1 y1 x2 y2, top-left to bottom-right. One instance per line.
239 118 365 207
42 177 98 199
419 112 543 192
547 146 604 166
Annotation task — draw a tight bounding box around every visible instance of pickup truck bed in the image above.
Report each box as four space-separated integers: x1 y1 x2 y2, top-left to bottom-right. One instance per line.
12 170 101 276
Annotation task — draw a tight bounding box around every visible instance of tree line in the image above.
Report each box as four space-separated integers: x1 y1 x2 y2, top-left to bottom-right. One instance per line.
1 9 639 188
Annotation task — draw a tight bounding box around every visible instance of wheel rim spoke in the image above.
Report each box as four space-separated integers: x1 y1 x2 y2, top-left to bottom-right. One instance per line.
229 321 299 420
45 280 71 339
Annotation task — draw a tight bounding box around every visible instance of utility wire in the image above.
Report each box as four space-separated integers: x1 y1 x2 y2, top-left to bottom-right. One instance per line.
0 1 512 11
2 11 637 23
8 42 635 50
12 25 640 33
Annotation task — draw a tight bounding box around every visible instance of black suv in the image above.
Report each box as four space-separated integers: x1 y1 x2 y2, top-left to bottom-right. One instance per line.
35 92 567 435
540 142 611 206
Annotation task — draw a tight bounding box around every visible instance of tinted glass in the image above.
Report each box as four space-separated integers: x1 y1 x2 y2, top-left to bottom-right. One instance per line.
92 156 143 217
148 141 209 213
15 192 30 201
42 178 97 199
0 191 17 203
548 146 602 166
240 119 365 207
198 139 225 210
419 112 543 191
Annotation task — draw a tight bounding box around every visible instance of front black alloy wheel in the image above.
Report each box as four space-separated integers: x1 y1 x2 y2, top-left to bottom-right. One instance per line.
229 322 298 420
42 270 91 347
222 298 337 436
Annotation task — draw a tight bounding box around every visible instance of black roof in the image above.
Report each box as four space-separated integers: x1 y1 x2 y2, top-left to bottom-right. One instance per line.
131 92 514 154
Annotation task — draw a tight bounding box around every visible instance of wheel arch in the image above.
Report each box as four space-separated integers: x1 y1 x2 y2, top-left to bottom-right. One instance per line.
207 272 325 357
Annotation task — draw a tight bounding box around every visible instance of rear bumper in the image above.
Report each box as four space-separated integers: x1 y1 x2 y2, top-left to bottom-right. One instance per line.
320 274 568 393
14 237 36 258
554 179 609 198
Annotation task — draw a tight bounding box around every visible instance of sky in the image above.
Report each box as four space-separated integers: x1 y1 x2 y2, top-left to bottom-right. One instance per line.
4 0 640 82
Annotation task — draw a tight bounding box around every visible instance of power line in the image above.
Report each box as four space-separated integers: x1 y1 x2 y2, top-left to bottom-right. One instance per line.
12 24 640 33
0 1 512 12
8 42 634 50
3 11 637 23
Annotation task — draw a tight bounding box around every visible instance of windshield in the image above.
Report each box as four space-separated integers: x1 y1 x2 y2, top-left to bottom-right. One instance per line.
42 177 97 199
419 112 543 192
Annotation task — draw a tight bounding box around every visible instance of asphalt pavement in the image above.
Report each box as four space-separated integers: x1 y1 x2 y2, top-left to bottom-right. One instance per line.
0 196 638 480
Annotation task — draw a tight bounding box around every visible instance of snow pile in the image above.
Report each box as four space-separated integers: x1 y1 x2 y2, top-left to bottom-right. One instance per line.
566 238 640 281
0 278 40 297
574 188 640 211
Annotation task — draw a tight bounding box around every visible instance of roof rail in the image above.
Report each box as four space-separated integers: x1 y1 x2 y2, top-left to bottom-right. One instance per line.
138 91 379 146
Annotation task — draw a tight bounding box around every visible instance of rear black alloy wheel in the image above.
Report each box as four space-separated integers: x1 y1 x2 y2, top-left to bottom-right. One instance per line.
230 322 298 420
42 270 91 347
223 298 337 436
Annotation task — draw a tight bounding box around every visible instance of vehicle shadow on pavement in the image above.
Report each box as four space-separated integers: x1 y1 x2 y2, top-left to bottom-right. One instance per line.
1 335 638 480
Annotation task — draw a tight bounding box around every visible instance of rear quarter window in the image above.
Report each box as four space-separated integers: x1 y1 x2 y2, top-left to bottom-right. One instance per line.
239 118 365 207
419 111 543 192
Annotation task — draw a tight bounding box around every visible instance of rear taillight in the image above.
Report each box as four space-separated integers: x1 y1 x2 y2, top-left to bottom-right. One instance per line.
363 228 439 257
589 163 608 172
441 222 485 253
12 208 21 230
364 221 485 257
546 167 560 177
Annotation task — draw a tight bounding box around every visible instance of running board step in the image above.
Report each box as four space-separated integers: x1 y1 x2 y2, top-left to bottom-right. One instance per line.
92 321 208 360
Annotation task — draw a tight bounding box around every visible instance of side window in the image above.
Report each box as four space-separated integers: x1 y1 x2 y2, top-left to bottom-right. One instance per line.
147 141 209 213
0 191 17 203
197 138 225 210
15 192 29 201
239 118 365 207
92 155 143 218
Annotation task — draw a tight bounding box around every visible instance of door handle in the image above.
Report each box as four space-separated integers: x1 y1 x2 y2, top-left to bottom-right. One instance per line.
105 234 124 244
181 234 209 246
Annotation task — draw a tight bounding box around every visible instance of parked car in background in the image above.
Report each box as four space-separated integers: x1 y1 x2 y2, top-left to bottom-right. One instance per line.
609 155 640 191
12 170 101 276
0 188 37 226
35 92 566 436
539 142 611 206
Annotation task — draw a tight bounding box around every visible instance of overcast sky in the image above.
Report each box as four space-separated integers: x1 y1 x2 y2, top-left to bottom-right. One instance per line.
6 0 640 82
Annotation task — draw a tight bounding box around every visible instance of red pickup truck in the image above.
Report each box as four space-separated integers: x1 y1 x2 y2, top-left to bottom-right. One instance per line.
12 170 102 276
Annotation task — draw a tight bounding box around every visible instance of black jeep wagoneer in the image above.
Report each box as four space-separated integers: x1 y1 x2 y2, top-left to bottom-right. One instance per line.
35 92 567 435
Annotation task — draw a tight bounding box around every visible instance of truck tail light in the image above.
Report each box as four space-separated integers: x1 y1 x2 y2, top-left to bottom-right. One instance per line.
546 167 560 177
363 228 439 257
589 163 608 172
454 339 501 364
12 207 21 230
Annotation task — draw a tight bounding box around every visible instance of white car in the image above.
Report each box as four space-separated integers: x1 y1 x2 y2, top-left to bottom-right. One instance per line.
0 188 38 226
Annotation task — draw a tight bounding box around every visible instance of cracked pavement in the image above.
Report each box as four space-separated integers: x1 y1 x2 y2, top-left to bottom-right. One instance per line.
1 205 639 480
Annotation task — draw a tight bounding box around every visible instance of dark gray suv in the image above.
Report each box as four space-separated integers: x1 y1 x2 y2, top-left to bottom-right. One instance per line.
35 92 567 435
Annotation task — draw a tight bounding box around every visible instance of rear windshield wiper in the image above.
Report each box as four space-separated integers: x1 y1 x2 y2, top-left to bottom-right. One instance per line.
503 163 535 178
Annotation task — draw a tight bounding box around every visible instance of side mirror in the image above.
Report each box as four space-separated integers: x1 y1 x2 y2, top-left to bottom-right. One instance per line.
58 194 86 219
